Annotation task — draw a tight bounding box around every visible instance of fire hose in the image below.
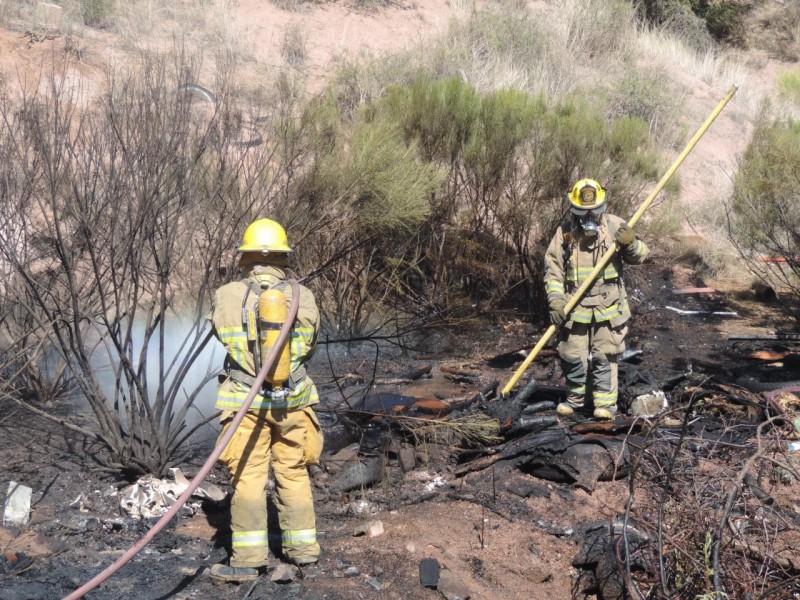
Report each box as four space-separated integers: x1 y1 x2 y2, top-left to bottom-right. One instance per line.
62 280 301 600
502 84 739 396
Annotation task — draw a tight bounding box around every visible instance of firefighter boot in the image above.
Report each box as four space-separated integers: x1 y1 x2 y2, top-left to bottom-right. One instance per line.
593 407 617 421
209 563 261 583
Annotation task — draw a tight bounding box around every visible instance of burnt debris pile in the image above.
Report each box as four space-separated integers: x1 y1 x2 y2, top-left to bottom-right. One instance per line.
313 336 800 598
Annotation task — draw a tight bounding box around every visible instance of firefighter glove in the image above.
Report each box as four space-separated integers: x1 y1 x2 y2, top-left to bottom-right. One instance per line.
615 223 635 247
549 298 567 327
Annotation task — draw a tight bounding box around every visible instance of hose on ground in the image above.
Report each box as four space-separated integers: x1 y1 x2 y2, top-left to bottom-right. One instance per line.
62 280 301 600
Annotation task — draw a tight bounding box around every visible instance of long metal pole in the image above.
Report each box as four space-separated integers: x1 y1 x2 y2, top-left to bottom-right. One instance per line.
501 85 738 396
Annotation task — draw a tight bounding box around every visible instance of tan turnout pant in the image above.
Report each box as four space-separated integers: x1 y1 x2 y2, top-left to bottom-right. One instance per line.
218 406 323 567
558 320 627 410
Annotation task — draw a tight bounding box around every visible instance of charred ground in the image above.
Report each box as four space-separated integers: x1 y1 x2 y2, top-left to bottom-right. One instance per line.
2 257 800 600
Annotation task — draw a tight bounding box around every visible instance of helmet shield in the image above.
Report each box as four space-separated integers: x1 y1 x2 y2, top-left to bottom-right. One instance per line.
580 186 596 206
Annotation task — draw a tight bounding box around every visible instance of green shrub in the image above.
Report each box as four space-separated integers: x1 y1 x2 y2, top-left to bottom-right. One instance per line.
703 1 749 46
463 88 544 196
298 113 441 234
730 115 800 314
777 70 800 107
382 74 481 165
608 68 678 143
81 0 115 28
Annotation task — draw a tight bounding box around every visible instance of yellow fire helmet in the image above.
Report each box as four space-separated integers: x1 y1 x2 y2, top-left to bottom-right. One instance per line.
238 218 293 253
568 179 607 215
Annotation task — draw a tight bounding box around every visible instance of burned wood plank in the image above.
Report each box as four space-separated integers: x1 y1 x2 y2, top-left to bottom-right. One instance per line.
504 415 558 439
454 452 506 476
571 417 648 435
374 364 432 385
444 381 498 415
455 429 569 476
484 346 558 369
486 379 539 428
521 401 556 415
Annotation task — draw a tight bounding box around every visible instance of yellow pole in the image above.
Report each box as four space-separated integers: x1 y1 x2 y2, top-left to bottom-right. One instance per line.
501 85 738 396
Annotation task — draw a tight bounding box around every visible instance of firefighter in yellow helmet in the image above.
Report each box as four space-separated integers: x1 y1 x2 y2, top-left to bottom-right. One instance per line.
543 179 648 420
208 218 323 583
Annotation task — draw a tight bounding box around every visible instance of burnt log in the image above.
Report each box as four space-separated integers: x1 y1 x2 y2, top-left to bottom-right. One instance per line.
518 436 631 491
573 518 652 600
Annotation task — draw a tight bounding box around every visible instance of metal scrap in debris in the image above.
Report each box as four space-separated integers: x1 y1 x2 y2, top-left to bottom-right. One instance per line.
665 305 738 317
671 287 716 294
119 468 225 520
729 333 800 342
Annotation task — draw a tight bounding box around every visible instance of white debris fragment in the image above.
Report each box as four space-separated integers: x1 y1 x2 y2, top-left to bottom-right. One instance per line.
118 468 226 519
665 305 738 317
424 475 447 493
630 390 669 417
3 481 33 526
347 499 377 516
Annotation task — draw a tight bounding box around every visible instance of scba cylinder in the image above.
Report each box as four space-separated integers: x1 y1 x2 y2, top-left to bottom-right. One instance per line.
258 289 291 387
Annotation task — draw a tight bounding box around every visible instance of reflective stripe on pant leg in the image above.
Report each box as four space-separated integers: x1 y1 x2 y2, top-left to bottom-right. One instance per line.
591 352 618 409
558 322 590 407
232 530 269 548
270 406 320 562
218 412 272 569
283 528 317 548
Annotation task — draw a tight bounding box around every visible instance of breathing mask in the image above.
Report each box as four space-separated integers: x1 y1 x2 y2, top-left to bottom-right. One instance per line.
574 207 604 236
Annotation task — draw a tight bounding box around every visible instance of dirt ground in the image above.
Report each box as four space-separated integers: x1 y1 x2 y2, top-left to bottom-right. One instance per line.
2 257 800 600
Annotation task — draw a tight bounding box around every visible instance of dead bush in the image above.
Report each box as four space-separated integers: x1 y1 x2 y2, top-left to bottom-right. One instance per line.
0 51 295 477
617 392 800 598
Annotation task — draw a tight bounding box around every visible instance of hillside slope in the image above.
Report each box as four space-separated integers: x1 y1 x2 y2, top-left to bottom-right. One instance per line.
2 0 792 227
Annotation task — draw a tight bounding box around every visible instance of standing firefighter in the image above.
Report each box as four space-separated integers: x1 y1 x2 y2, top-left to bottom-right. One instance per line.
209 218 323 583
544 179 649 420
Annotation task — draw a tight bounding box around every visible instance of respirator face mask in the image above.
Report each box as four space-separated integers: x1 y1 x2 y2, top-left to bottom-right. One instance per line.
576 209 603 236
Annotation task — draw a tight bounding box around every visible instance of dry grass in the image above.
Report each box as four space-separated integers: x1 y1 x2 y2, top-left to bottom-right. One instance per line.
408 413 501 448
419 9 573 97
683 193 744 283
282 22 308 71
562 0 635 61
635 28 760 118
